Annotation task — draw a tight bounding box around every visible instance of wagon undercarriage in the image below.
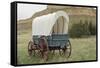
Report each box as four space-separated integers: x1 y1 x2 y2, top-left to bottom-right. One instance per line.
28 34 71 59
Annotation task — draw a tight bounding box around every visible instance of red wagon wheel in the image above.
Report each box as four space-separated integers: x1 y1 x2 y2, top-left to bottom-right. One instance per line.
39 36 49 61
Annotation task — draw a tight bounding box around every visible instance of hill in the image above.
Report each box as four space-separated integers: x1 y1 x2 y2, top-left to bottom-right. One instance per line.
17 5 96 24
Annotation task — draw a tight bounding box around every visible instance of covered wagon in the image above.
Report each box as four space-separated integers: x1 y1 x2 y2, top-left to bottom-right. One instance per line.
28 11 71 58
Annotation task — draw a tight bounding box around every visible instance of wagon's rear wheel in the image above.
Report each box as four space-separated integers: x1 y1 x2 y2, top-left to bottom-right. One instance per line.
62 40 71 58
28 41 33 56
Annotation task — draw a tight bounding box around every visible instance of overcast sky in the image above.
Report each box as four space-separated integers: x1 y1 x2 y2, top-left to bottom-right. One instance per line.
17 3 47 20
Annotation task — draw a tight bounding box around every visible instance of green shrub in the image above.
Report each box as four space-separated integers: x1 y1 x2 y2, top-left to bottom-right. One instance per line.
89 21 96 35
69 20 94 38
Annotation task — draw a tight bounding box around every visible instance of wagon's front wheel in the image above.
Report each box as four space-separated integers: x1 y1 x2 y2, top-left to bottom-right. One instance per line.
62 40 71 58
66 40 71 58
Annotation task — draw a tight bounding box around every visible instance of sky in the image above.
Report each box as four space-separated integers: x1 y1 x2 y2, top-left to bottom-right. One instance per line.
17 3 47 20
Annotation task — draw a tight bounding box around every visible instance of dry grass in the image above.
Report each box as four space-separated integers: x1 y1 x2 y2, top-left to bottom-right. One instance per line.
17 30 96 64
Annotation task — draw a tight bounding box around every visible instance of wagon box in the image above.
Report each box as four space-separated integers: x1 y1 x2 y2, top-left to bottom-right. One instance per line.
33 34 69 47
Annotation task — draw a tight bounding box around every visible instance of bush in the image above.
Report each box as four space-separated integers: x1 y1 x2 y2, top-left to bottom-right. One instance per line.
69 20 95 38
89 21 96 35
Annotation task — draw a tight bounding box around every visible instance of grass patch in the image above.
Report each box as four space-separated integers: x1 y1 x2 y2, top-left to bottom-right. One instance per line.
17 31 96 64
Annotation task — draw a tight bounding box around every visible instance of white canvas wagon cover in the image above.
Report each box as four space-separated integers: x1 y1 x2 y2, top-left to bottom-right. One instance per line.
32 11 69 36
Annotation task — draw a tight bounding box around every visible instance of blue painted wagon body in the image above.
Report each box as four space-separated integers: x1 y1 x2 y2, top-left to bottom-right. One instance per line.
33 34 69 49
